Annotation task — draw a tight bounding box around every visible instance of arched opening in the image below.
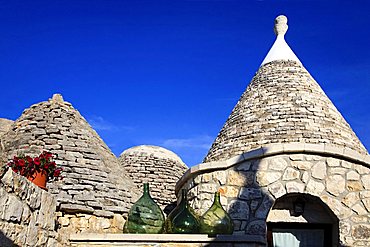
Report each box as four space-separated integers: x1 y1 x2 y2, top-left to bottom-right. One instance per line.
266 193 339 247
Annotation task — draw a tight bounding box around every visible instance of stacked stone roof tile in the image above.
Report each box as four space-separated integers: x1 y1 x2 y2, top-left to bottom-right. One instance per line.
119 145 188 208
204 17 368 162
0 94 139 215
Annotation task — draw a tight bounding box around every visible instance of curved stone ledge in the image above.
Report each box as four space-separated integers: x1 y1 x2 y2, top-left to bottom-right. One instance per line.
176 143 370 193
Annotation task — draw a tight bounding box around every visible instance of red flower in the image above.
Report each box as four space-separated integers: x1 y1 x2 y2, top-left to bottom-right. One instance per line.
54 168 62 177
33 157 41 166
18 159 25 167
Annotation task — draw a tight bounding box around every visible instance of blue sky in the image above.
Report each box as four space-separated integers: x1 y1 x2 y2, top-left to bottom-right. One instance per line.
0 0 369 167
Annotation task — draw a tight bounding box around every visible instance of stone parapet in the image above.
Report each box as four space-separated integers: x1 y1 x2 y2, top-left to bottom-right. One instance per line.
177 145 370 246
0 169 57 247
70 233 266 247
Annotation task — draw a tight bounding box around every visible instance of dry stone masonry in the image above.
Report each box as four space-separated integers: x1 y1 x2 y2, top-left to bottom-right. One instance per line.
119 145 188 209
204 60 368 163
178 146 370 246
0 169 57 247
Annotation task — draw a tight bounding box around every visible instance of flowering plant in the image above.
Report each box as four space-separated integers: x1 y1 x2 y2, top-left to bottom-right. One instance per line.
6 151 63 181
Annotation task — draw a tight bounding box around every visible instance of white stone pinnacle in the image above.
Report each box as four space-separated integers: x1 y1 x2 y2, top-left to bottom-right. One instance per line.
261 15 301 66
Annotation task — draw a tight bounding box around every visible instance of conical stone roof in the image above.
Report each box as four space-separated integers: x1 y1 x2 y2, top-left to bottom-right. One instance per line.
0 94 139 215
204 16 368 162
119 145 188 208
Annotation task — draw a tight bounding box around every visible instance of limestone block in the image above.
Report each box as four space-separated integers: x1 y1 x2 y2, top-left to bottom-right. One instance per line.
255 195 273 219
347 181 364 192
340 221 351 236
326 157 340 167
256 172 281 186
361 198 370 212
268 182 286 199
4 195 23 222
321 195 352 219
282 167 300 181
236 161 252 171
355 165 370 175
311 161 326 179
228 200 249 220
292 161 312 170
361 175 370 190
329 167 347 175
347 170 360 180
360 191 370 199
353 224 370 240
269 157 288 171
352 204 367 216
342 192 360 208
218 186 239 198
239 188 262 200
286 181 305 193
58 217 70 226
227 170 255 186
246 220 266 235
198 183 218 194
305 179 325 195
327 175 345 196
301 171 310 183
112 214 125 231
289 154 304 161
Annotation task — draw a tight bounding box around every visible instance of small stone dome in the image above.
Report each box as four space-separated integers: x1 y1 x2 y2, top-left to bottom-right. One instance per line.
119 145 188 208
0 94 139 215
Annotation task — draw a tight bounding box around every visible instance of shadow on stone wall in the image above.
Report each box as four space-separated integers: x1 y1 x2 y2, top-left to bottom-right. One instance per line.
0 230 16 247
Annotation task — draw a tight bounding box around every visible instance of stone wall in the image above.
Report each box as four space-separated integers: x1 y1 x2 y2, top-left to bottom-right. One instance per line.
204 60 368 162
179 148 370 246
119 145 188 209
0 118 13 138
0 169 57 247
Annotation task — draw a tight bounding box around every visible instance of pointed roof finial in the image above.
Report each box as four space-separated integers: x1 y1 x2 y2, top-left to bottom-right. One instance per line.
274 15 288 36
261 15 301 66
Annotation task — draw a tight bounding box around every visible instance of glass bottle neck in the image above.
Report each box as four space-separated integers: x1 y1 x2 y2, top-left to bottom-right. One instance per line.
214 192 221 205
143 183 149 194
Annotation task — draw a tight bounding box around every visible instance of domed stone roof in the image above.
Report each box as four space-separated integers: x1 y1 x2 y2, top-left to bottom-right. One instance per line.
119 145 188 208
204 16 368 162
0 94 139 215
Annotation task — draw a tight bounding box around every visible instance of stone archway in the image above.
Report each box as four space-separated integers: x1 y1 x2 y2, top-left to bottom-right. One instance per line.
266 193 339 247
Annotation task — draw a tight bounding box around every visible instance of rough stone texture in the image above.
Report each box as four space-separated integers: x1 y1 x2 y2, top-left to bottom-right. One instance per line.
119 145 188 209
0 118 13 138
0 169 57 247
0 94 139 218
180 154 370 246
204 60 368 162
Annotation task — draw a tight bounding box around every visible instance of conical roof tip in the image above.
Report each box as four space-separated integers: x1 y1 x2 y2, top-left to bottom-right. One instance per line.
261 15 301 66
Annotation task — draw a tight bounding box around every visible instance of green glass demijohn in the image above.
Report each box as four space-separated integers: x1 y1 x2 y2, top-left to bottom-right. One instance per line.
124 183 165 233
166 189 200 234
200 191 234 236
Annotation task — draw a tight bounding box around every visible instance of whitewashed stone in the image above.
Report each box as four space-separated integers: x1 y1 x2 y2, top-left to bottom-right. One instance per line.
321 195 352 219
355 165 370 175
282 167 300 181
289 154 304 161
327 175 345 196
286 181 305 193
360 191 370 199
330 167 347 175
311 161 326 179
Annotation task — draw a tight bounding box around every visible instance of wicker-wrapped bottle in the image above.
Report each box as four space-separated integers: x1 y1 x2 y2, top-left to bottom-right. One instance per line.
124 183 165 233
200 191 233 236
